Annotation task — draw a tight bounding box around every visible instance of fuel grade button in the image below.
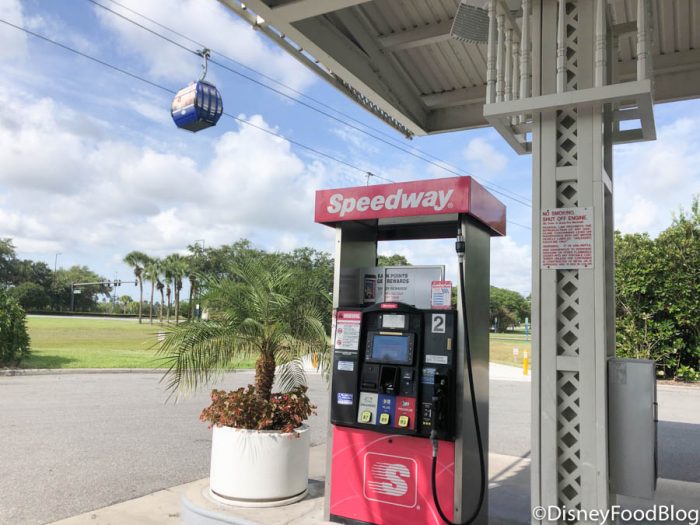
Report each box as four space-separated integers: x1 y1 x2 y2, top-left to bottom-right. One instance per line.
379 413 390 425
397 415 410 428
360 411 372 423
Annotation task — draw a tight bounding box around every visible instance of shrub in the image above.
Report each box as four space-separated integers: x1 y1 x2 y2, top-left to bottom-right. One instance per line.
8 282 50 310
675 365 699 383
0 288 31 366
200 385 316 433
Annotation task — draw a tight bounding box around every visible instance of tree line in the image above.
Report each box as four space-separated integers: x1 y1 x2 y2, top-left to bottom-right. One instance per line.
615 198 700 380
0 239 110 313
120 241 334 326
3 203 698 379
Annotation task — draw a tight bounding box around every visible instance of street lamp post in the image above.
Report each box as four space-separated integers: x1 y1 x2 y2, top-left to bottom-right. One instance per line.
53 252 61 311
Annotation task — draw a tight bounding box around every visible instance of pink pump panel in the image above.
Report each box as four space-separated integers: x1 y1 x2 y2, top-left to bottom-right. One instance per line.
330 426 454 525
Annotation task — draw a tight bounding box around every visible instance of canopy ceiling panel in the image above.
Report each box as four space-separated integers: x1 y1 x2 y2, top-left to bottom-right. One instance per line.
221 0 700 136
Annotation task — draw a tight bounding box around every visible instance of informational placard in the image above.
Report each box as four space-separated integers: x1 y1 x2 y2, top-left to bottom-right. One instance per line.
430 281 452 309
335 310 362 351
359 266 444 309
541 207 593 269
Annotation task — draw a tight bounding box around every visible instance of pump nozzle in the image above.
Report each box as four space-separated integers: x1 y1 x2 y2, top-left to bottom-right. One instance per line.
455 229 465 262
430 393 440 457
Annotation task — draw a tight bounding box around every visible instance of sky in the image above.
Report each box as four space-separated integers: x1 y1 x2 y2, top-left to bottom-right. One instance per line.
0 0 699 299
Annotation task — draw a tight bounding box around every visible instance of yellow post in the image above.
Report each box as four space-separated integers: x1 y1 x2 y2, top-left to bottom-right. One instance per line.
523 350 529 376
311 353 318 369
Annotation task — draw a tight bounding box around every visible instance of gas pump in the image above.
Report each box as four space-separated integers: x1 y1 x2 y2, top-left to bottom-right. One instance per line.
330 302 457 440
315 176 506 525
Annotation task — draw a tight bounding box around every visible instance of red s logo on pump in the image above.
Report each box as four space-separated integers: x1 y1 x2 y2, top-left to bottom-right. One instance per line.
363 453 417 508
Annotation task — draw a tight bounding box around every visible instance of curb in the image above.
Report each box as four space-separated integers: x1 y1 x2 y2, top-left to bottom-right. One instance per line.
0 368 256 377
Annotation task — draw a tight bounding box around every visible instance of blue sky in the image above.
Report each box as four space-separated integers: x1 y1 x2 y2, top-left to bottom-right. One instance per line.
1 0 699 297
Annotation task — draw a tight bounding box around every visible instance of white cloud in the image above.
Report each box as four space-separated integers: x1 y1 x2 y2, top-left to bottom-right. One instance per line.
378 236 531 296
332 127 380 155
0 0 27 59
0 97 94 193
614 116 700 236
464 137 508 174
490 236 531 296
0 89 329 265
94 0 314 92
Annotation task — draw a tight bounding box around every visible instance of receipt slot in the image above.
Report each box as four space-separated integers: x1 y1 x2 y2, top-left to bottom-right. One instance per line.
315 177 506 525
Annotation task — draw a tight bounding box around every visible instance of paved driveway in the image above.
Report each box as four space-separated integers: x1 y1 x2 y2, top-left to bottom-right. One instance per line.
0 371 328 525
0 372 697 524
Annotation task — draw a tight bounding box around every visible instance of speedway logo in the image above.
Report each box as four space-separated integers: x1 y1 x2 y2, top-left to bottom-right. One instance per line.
327 189 455 217
363 452 417 508
314 176 506 236
315 177 475 224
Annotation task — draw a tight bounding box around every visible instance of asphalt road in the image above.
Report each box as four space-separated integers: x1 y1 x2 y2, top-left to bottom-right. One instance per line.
0 372 697 525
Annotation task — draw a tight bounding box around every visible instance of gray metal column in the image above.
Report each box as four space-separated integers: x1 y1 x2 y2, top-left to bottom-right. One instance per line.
454 218 491 524
323 222 377 521
531 0 615 521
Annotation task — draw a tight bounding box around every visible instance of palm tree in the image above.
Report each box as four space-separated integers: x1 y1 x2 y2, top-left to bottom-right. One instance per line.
187 244 205 320
157 275 165 324
143 258 162 325
165 254 188 325
157 261 328 403
163 260 173 324
187 270 198 319
123 251 150 324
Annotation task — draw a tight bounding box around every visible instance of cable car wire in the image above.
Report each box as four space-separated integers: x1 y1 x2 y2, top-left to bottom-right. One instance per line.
101 0 532 205
0 17 531 231
102 0 407 144
0 17 388 180
85 0 533 208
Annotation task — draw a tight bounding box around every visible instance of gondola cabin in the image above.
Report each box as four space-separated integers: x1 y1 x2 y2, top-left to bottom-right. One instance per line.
171 81 223 132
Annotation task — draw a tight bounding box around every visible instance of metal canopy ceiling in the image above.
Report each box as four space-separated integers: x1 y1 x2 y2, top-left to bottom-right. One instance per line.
222 0 700 136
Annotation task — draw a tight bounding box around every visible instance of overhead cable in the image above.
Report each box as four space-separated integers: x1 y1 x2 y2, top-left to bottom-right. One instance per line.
0 17 532 231
87 0 533 208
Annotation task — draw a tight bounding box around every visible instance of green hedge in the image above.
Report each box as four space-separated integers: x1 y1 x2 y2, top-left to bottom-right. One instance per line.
0 288 30 366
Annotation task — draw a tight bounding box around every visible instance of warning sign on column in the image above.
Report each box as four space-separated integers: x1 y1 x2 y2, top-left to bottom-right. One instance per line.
541 207 593 269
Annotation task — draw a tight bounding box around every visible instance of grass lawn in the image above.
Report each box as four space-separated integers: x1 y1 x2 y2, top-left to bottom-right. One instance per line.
489 334 532 368
23 316 255 369
22 316 529 370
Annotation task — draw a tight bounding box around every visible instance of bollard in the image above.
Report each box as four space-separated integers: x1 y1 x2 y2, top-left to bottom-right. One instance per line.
523 350 529 376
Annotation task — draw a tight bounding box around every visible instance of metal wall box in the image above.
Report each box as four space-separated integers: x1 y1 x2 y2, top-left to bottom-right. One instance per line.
608 358 657 499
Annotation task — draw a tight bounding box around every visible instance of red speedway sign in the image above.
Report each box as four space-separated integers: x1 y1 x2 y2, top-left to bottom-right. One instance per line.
314 176 506 236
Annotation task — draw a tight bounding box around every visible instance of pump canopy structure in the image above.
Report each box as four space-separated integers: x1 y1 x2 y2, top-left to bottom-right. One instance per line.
220 0 695 523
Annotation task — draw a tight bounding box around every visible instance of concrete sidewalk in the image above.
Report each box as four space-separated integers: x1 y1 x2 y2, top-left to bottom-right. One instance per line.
48 445 532 525
490 362 531 382
48 441 700 525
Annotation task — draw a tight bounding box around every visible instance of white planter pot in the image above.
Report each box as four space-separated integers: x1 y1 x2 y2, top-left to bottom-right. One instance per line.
208 424 310 507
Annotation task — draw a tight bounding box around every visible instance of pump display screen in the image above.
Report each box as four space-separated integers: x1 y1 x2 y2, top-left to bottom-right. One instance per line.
369 334 412 364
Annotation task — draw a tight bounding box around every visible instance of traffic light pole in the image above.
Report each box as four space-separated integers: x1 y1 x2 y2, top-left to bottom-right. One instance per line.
69 279 136 312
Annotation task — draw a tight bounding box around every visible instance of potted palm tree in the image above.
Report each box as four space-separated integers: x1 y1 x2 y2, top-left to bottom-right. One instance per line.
157 260 328 507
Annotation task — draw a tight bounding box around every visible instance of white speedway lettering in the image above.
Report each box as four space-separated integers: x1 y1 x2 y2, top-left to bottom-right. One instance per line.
327 189 454 217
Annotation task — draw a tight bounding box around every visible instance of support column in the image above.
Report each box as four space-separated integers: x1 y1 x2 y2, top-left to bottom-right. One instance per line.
323 222 377 521
531 1 616 522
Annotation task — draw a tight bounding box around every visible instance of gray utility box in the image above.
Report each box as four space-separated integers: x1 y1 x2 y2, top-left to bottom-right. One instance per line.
608 358 657 499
